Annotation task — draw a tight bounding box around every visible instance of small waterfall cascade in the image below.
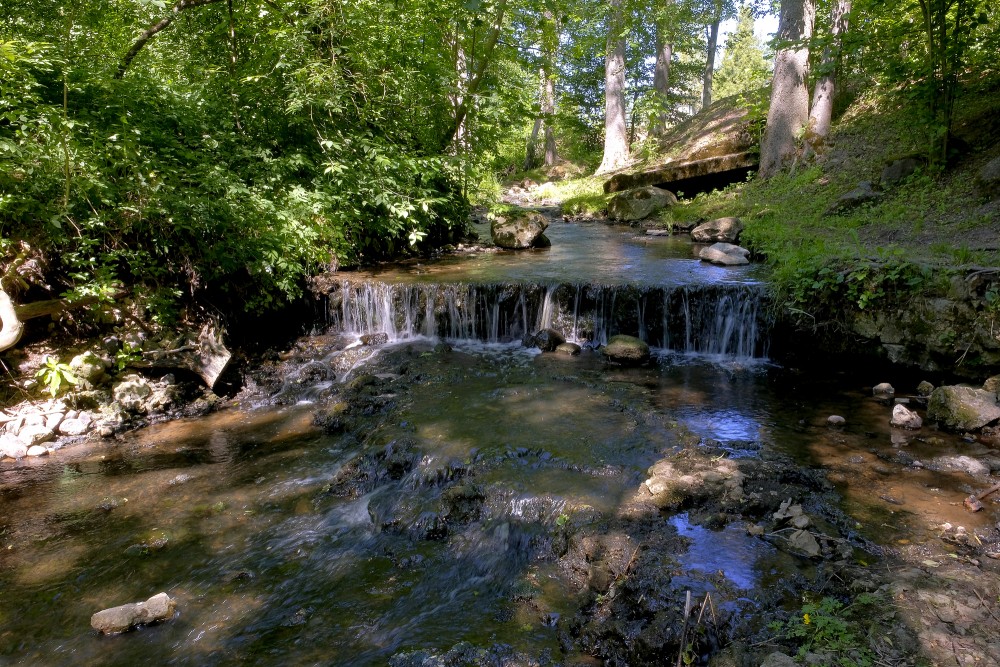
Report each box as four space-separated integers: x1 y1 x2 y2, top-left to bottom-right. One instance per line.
326 280 771 359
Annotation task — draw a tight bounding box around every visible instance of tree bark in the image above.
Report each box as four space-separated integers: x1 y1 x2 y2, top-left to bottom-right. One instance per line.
808 0 851 143
651 35 672 136
116 0 225 79
702 18 721 110
596 0 629 175
759 0 816 178
542 63 558 166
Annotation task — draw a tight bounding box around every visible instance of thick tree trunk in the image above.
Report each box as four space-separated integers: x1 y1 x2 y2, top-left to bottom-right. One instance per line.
759 0 816 179
542 64 557 166
702 19 721 110
651 35 672 136
0 291 24 353
525 114 542 170
808 0 851 143
596 0 629 175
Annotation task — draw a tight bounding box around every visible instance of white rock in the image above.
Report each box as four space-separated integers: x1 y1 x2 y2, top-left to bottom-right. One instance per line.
827 415 846 426
18 425 55 447
873 382 895 397
0 433 28 459
699 242 750 266
26 445 48 457
45 412 65 431
890 404 923 430
58 418 91 436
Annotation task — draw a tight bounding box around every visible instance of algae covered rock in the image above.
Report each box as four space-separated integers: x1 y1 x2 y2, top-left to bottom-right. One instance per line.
490 209 549 249
927 385 1000 431
528 328 565 352
607 186 677 222
602 334 650 365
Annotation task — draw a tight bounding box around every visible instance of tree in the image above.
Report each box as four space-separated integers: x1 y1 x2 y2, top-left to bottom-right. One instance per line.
759 0 815 178
807 0 851 145
596 0 629 174
701 0 724 109
714 5 770 100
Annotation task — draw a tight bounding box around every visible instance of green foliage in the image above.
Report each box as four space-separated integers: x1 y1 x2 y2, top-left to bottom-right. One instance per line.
769 594 880 666
114 342 142 373
34 356 77 397
714 6 771 102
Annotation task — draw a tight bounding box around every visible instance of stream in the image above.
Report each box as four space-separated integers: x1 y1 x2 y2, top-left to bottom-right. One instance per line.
2 218 999 665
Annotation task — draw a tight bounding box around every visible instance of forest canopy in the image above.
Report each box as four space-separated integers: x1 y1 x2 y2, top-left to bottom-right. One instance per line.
1 0 998 324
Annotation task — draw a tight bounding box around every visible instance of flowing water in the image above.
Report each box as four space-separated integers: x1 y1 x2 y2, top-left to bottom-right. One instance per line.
1 220 995 665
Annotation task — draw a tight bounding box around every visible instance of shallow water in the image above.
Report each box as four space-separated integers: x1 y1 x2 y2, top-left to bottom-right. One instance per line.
2 224 996 665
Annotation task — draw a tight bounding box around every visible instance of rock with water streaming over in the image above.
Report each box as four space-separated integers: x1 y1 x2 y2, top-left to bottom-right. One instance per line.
90 592 177 634
602 335 650 365
891 404 923 430
927 385 1000 431
698 242 750 266
691 216 743 243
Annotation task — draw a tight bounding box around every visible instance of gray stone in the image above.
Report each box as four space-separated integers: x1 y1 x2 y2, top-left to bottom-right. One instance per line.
490 209 549 249
0 434 27 459
760 652 798 667
977 155 1000 198
58 412 93 436
603 335 650 365
825 180 884 215
69 351 109 390
113 374 153 413
19 424 54 447
984 375 1000 396
881 156 923 188
787 529 821 557
827 415 846 426
873 382 895 398
891 404 923 430
555 342 581 356
607 186 677 222
699 242 750 266
934 455 990 477
691 216 743 243
927 385 1000 431
917 380 935 397
91 592 177 634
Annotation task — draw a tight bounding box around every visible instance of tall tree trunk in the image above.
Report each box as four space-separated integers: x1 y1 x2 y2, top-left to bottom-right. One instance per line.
542 63 558 166
651 34 672 136
596 0 628 175
702 18 721 110
759 0 816 178
524 69 544 170
807 0 851 144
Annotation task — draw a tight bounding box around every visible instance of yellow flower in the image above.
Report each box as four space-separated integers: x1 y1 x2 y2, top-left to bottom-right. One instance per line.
803 613 811 625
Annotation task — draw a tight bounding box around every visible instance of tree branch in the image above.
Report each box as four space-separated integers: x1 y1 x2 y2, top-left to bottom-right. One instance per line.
116 0 225 79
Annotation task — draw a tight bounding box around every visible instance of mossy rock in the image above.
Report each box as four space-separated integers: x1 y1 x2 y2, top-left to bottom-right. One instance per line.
602 335 650 365
927 385 1000 431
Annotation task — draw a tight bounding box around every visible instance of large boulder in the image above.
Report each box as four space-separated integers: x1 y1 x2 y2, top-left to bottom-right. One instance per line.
880 156 923 188
825 180 883 215
607 186 677 222
91 592 177 634
691 216 743 243
602 335 650 365
490 209 549 249
927 385 1000 431
528 328 565 352
977 155 1000 198
699 242 750 266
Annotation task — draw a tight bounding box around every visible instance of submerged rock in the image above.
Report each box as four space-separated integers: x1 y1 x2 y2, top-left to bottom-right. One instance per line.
691 216 743 243
91 592 176 634
555 342 581 356
607 186 677 222
890 404 923 430
490 209 549 249
603 335 650 365
927 385 1000 431
699 242 750 266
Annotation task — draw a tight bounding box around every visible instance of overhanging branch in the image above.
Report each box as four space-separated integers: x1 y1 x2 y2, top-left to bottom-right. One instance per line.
116 0 225 79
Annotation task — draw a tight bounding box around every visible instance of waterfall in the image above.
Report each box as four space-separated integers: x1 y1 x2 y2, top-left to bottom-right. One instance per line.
326 280 771 359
